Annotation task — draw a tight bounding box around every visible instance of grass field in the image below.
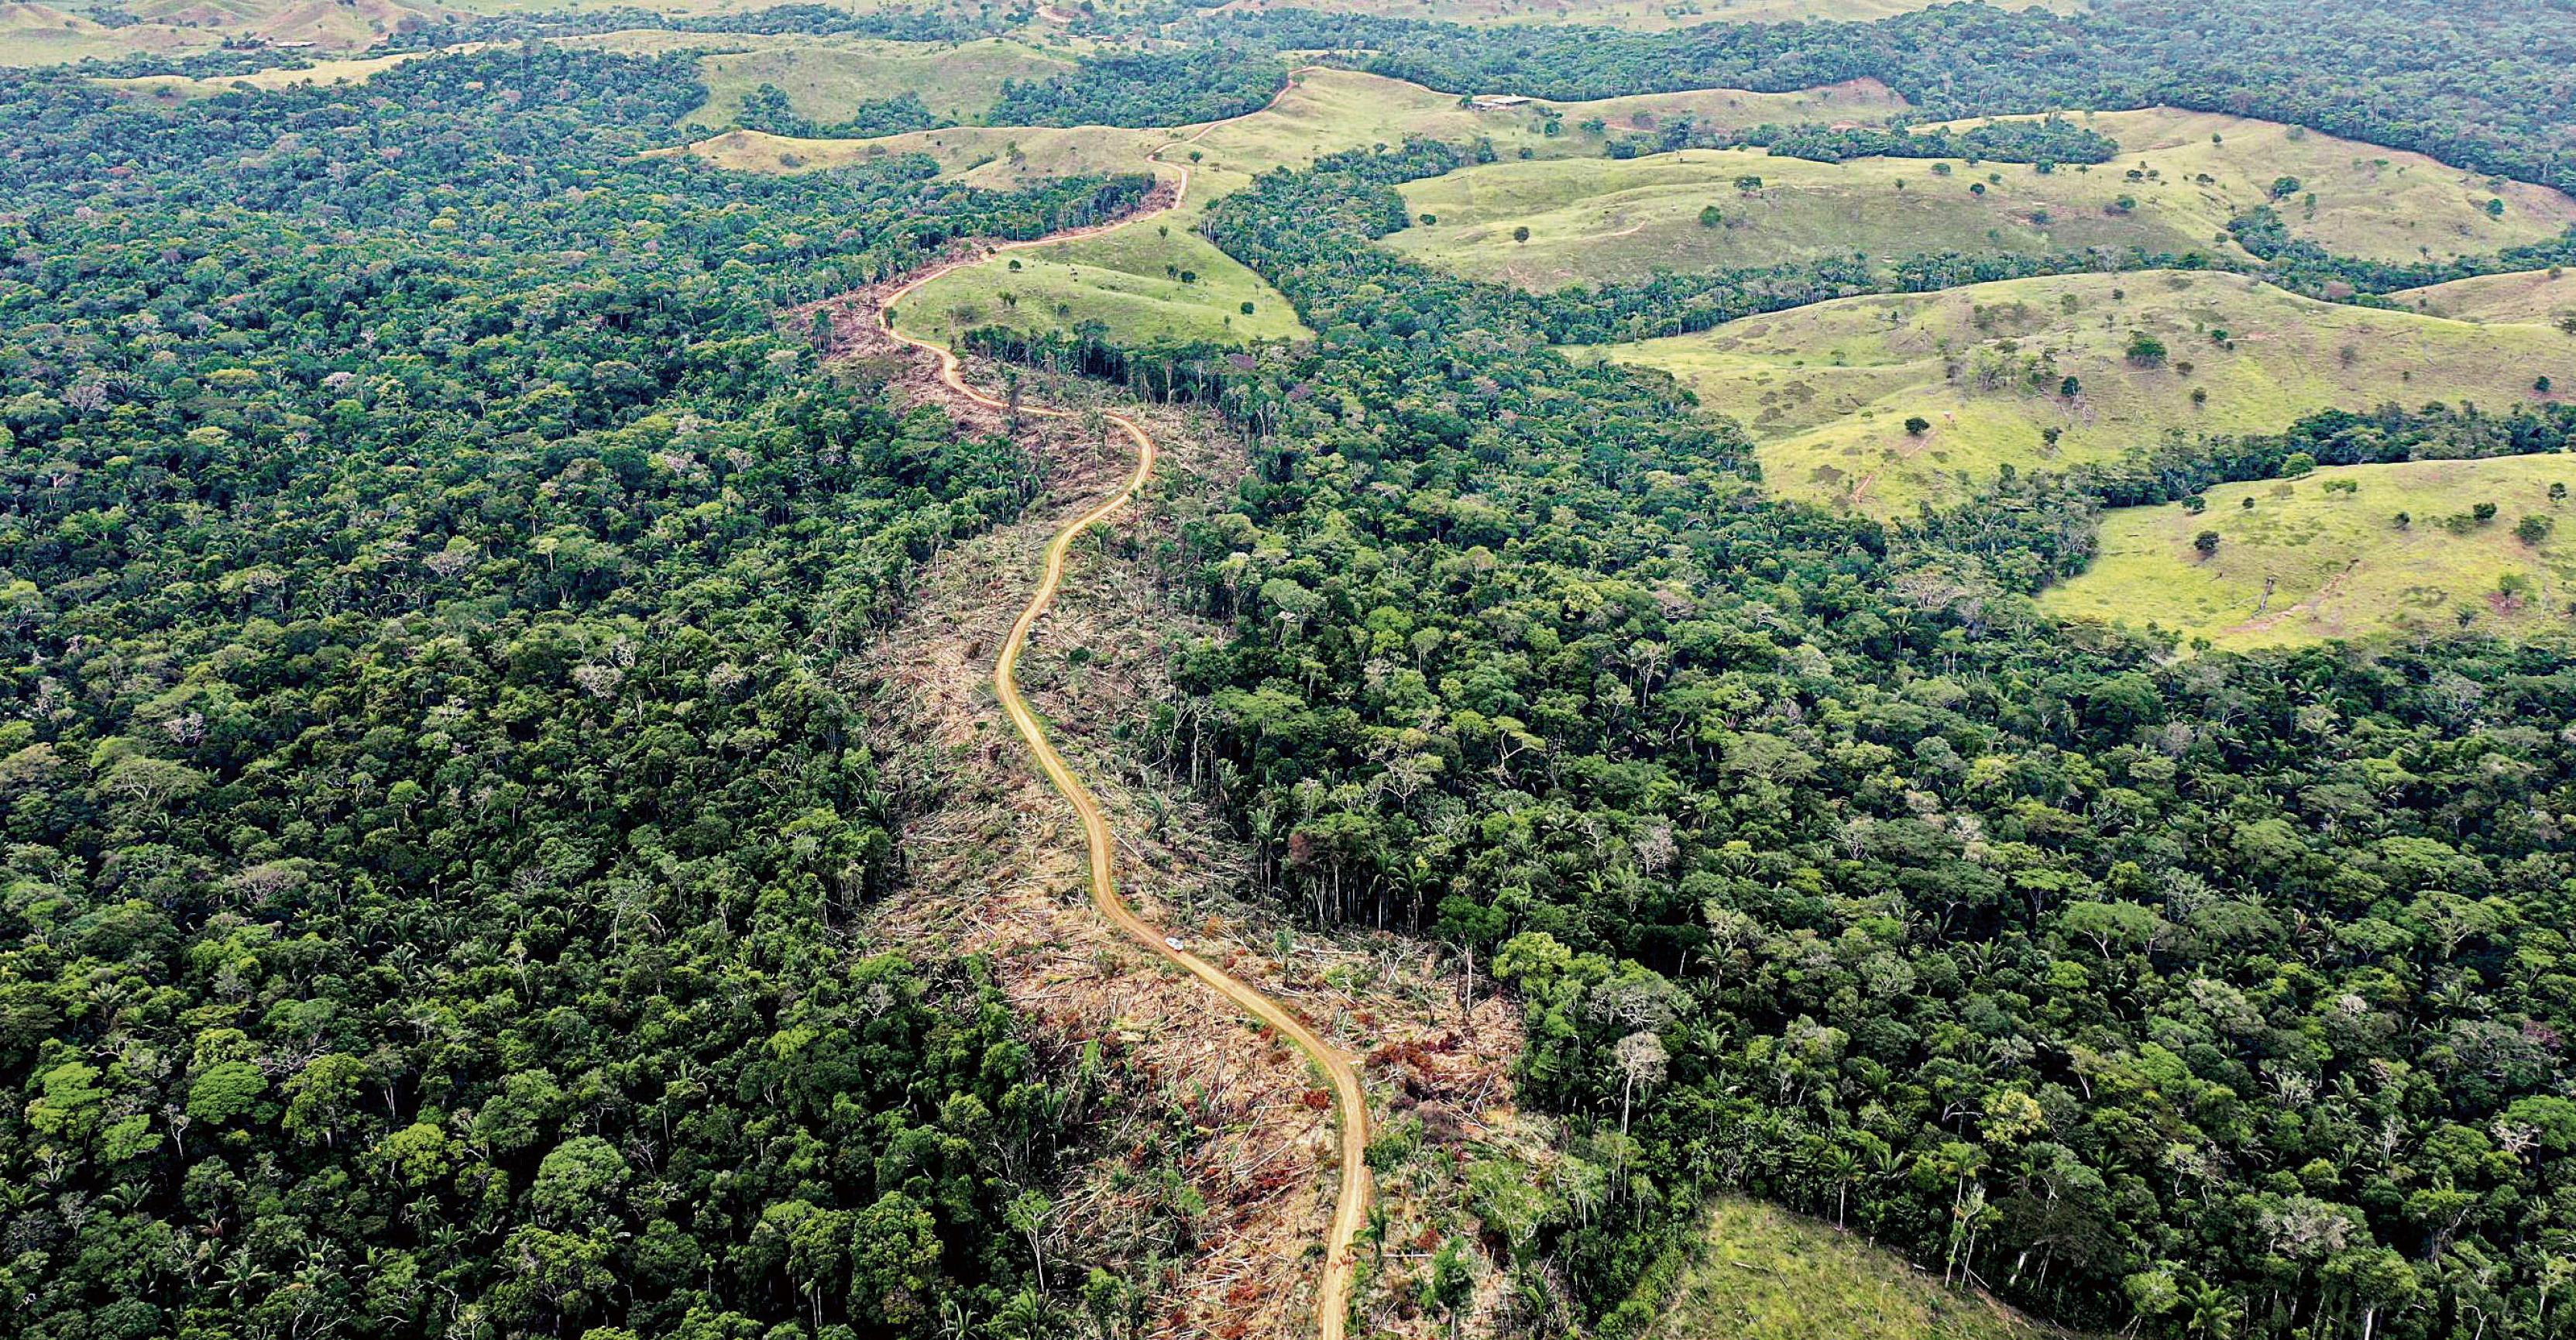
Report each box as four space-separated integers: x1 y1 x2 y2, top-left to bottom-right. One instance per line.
682 120 1165 185
1941 108 2576 261
1631 1197 2078 1340
1387 106 2576 290
685 67 1898 348
1200 0 2080 32
678 36 1073 129
1588 270 2576 515
895 223 1314 347
2393 268 2576 325
2044 455 2576 651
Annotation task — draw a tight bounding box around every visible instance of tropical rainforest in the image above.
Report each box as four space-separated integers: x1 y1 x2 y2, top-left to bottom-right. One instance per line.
8 2 2576 1340
0 46 1152 1340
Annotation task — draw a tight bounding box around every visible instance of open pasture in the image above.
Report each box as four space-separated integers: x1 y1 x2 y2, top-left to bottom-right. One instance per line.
1589 270 2576 516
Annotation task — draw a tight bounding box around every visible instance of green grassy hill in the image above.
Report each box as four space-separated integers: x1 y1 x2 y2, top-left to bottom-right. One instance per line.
1940 107 2576 262
682 68 1897 349
678 35 1073 129
896 72 1893 348
2393 267 2576 325
2043 455 2576 650
1623 1198 2079 1340
1587 269 2576 515
1385 106 2576 290
901 225 1313 347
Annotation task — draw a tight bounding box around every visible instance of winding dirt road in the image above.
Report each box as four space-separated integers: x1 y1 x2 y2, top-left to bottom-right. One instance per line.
871 126 1372 1340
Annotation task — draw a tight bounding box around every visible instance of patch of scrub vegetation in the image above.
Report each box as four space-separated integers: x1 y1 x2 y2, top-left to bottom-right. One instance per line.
1589 270 2576 516
1388 106 2576 290
2044 455 2576 651
2393 266 2576 325
1609 1197 2078 1340
689 67 1890 348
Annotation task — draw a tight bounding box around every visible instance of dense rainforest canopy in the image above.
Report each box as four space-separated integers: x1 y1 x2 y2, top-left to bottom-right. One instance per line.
0 46 1159 1340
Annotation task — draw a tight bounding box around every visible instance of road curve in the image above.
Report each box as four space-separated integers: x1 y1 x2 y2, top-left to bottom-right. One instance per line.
871 129 1371 1340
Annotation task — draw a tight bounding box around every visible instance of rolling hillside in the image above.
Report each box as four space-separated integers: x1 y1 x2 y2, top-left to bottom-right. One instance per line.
2393 267 2576 325
2044 455 2576 649
678 35 1073 129
684 68 1900 348
1589 270 2576 515
1385 106 2576 290
0 1 210 61
4 0 460 61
